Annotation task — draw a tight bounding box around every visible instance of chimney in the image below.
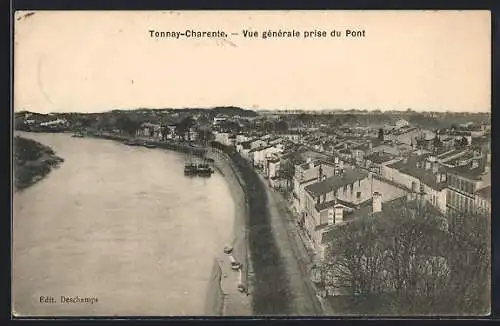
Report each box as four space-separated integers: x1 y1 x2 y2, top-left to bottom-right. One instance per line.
417 188 427 211
372 192 382 214
432 162 439 174
425 160 432 170
334 204 344 223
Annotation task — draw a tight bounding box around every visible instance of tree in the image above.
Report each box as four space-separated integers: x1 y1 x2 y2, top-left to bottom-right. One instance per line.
175 116 195 141
325 216 387 298
275 120 289 133
456 136 469 149
378 128 384 141
322 201 455 314
433 134 442 152
197 128 214 145
444 211 490 314
116 115 140 136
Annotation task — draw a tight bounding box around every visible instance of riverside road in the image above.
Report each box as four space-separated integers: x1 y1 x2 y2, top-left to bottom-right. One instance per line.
214 143 324 315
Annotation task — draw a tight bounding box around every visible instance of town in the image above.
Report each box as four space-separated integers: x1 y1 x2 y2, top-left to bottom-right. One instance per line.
14 107 491 315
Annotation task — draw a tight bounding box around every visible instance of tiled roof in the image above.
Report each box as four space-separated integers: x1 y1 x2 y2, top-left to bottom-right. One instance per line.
315 199 337 212
320 195 446 246
448 162 487 181
476 185 491 201
305 168 369 197
437 149 466 160
364 152 395 164
387 154 447 191
249 145 273 153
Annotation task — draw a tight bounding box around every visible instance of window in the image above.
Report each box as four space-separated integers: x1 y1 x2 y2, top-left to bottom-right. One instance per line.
357 191 361 199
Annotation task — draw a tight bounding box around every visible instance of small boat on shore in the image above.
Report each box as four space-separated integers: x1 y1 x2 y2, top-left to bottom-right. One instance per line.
123 139 141 146
71 133 84 138
143 142 157 148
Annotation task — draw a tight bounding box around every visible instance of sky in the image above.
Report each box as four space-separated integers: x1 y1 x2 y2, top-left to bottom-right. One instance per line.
14 10 491 114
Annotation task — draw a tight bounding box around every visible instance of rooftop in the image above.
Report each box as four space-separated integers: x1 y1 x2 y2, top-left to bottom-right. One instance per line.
305 168 369 197
249 145 273 153
364 152 395 164
436 149 466 160
476 185 491 201
321 195 446 247
448 162 487 181
388 154 448 191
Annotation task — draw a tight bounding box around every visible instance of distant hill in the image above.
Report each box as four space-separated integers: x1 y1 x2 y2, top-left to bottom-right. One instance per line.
210 106 259 117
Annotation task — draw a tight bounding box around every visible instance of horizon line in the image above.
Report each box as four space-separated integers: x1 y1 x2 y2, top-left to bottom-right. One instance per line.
14 106 491 115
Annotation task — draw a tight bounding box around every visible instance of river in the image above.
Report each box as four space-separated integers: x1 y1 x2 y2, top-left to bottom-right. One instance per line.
12 132 235 316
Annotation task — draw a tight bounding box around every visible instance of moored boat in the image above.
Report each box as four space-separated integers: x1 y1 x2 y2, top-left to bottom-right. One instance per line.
143 142 157 148
123 139 141 146
196 163 214 177
184 163 198 175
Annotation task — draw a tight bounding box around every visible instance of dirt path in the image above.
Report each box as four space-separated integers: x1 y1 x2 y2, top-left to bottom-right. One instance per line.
258 174 325 315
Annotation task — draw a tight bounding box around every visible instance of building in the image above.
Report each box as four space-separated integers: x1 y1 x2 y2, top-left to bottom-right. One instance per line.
363 152 398 175
446 152 490 215
292 160 337 215
213 131 232 146
250 145 283 169
136 122 163 139
213 116 227 125
385 154 448 214
301 168 369 245
394 119 410 129
475 185 491 215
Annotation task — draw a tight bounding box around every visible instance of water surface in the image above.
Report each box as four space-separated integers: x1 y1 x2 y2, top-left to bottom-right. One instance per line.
13 132 234 316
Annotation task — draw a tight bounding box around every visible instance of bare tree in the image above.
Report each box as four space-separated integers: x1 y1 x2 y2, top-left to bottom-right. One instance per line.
322 201 459 314
324 216 387 298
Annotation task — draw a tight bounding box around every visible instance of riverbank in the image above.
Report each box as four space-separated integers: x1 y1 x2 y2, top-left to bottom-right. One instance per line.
14 136 64 191
211 142 295 315
205 148 252 316
90 132 207 157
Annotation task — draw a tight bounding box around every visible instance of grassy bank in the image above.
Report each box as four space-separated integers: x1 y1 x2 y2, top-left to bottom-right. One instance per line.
14 136 64 191
211 142 293 315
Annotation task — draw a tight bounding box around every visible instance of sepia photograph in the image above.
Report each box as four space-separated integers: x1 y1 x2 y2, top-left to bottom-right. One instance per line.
12 10 491 317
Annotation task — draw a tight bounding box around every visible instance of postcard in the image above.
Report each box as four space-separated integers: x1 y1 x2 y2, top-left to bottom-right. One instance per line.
12 10 491 317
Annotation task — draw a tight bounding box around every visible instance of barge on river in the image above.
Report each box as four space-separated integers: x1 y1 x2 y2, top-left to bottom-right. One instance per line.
184 162 214 177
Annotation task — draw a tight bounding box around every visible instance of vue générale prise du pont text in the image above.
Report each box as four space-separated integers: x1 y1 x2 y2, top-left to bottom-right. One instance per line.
148 29 366 40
